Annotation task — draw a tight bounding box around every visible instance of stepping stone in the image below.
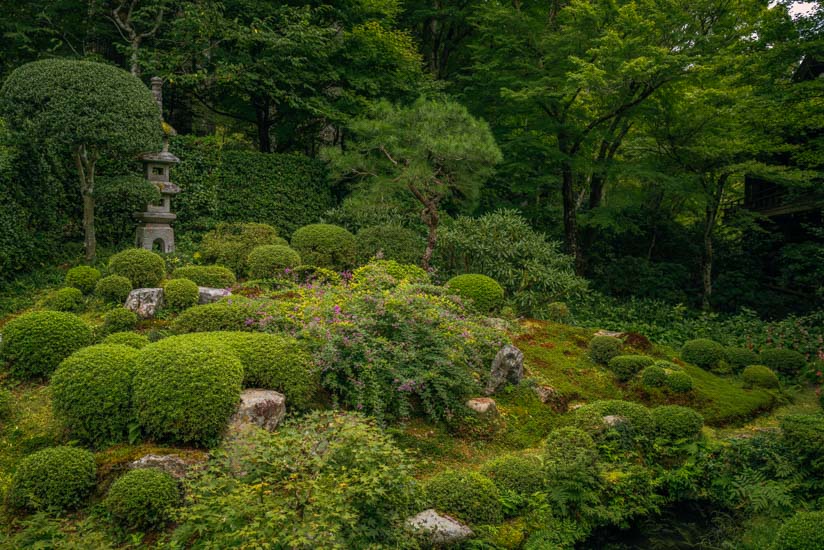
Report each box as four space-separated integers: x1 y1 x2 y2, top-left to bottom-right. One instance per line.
406 509 473 545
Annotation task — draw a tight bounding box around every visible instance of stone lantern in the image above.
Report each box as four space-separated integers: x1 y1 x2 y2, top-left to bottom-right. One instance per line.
136 77 180 253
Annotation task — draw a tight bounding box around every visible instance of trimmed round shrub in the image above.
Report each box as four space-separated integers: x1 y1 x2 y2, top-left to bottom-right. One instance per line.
0 387 13 421
608 355 654 381
104 469 180 530
102 331 150 349
133 336 243 446
43 287 84 312
772 510 824 550
655 360 682 371
725 347 759 371
666 371 694 393
571 399 655 440
350 260 430 289
742 365 780 389
291 224 357 271
587 335 623 365
170 302 251 334
108 248 165 288
65 266 101 294
426 470 502 525
200 222 287 275
7 446 96 511
172 265 236 288
445 274 505 313
640 365 667 388
247 245 302 279
51 344 138 446
546 302 570 322
163 278 199 311
680 338 726 370
759 348 807 376
95 274 133 304
355 224 422 265
1 311 93 379
480 454 544 496
102 307 138 335
651 405 704 441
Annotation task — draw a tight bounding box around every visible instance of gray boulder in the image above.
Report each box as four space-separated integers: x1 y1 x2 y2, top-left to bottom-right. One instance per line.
533 385 568 412
125 288 164 319
485 344 524 395
198 286 231 304
129 453 202 479
229 389 286 433
406 509 473 545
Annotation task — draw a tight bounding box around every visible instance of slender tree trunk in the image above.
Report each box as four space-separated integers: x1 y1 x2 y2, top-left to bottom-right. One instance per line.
129 36 141 77
701 174 726 311
561 162 581 273
421 204 439 271
75 146 97 261
253 98 272 153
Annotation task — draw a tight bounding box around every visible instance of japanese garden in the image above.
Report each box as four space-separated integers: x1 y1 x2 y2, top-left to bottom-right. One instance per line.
0 1 823 548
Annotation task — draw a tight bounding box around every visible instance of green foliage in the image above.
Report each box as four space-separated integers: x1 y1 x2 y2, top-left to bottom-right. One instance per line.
170 302 252 334
95 275 132 305
546 302 571 322
290 265 343 286
200 222 287 275
108 248 166 288
1 311 93 379
246 245 302 279
570 400 655 443
446 273 505 313
725 347 759 371
7 446 96 512
426 470 503 525
681 338 727 370
651 405 704 442
543 427 601 515
50 344 138 447
102 307 138 335
779 414 824 474
640 365 667 388
480 454 545 496
608 355 654 381
104 469 180 531
0 387 12 422
133 336 243 446
173 412 420 548
102 332 150 349
759 348 807 376
64 266 101 294
172 265 236 288
742 365 780 389
666 371 694 393
43 287 84 313
588 335 624 365
436 210 586 315
350 259 430 290
290 224 357 271
355 224 423 264
163 278 199 311
772 511 824 550
94 175 161 246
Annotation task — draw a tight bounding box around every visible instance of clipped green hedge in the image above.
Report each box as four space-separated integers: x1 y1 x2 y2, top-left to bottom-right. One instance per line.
200 223 287 275
104 469 180 530
1 311 93 379
65 266 101 294
666 371 694 393
355 224 422 265
95 274 133 304
742 365 779 389
759 348 807 376
102 331 150 349
170 302 251 334
247 245 302 279
426 470 502 525
640 365 667 388
7 446 97 511
102 307 138 335
608 355 654 381
164 278 200 311
681 338 726 370
43 287 84 312
291 224 357 271
446 274 505 313
480 454 544 496
108 248 165 288
51 344 138 446
587 335 623 365
772 510 824 550
172 265 236 288
651 405 703 442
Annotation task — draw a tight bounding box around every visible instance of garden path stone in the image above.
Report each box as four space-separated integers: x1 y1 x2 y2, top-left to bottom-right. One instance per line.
230 389 286 433
125 288 164 319
485 344 524 394
406 509 473 545
198 286 231 304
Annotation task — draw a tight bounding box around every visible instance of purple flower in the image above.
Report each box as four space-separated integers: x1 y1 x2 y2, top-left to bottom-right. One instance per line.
244 318 255 326
333 305 342 315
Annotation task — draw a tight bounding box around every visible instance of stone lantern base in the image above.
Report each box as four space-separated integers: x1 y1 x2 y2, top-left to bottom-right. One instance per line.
136 224 175 253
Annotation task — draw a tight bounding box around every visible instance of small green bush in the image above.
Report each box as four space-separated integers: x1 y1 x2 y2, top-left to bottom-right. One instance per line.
102 307 138 335
680 338 727 370
172 265 236 288
355 224 422 265
571 399 655 440
725 347 759 371
608 355 654 381
0 387 12 421
95 274 133 304
742 365 780 389
170 302 251 334
446 274 505 313
104 469 180 530
65 266 101 294
426 470 502 525
43 287 84 312
543 427 599 504
655 360 682 371
51 344 138 446
651 405 704 441
759 348 807 376
291 224 357 271
200 223 287 275
772 510 824 550
108 248 166 288
163 278 200 311
640 365 667 388
350 260 429 289
480 454 544 496
666 371 694 393
291 265 343 286
133 336 243 446
546 302 570 322
587 335 624 365
7 446 96 511
102 331 150 349
1 311 93 379
779 414 824 473
247 245 302 279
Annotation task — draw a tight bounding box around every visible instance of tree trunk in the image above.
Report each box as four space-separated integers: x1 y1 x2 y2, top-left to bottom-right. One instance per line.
254 99 272 153
75 146 97 261
420 203 439 271
701 224 713 311
129 36 141 77
561 162 581 273
700 175 726 311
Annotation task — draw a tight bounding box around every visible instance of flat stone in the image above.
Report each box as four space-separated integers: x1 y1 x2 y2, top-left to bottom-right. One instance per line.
125 288 164 319
198 286 231 304
466 397 498 416
485 344 524 395
595 329 625 338
603 415 627 428
129 454 200 479
230 389 286 432
406 509 473 545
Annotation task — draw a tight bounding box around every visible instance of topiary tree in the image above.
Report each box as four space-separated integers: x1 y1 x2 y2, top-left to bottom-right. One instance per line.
65 266 101 294
0 59 162 260
759 348 807 376
163 278 200 311
446 274 505 313
587 335 624 365
290 224 357 271
355 224 423 265
7 446 97 512
651 405 704 442
108 248 166 288
95 274 133 304
51 344 139 446
102 307 139 335
43 287 85 313
681 338 727 370
172 265 236 288
742 365 780 389
772 510 824 550
104 468 180 531
608 355 654 381
247 245 302 279
426 470 502 525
